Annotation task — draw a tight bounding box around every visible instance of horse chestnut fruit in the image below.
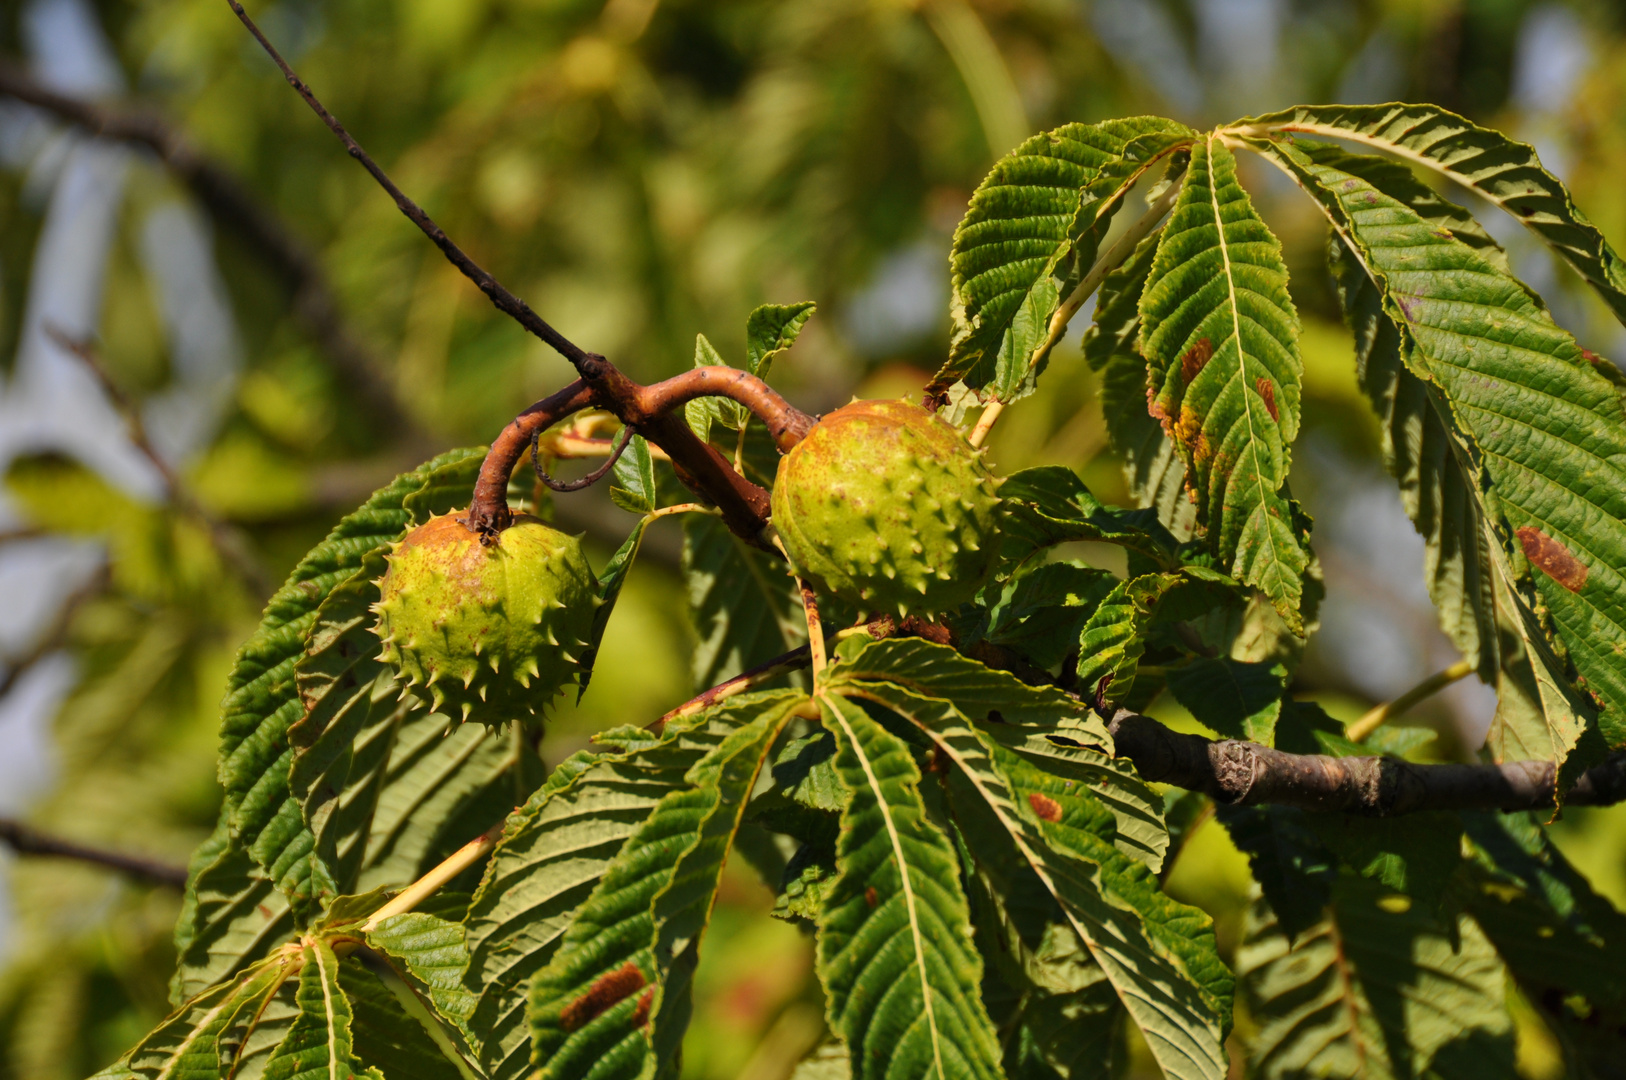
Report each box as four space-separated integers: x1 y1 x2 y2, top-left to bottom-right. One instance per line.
372 512 596 727
771 399 1000 615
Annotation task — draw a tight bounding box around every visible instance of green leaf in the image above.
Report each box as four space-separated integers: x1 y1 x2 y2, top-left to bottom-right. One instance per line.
364 913 479 1060
216 448 485 911
937 117 1192 398
578 517 649 697
995 465 1179 574
683 512 806 689
1214 805 1336 943
1326 201 1500 682
338 962 467 1080
1243 134 1624 771
813 692 1004 1080
967 851 1122 1080
745 302 817 377
1073 570 1238 708
608 436 657 516
1237 873 1516 1080
1138 135 1308 630
982 563 1117 670
115 954 296 1080
1084 230 1197 542
1239 102 1626 327
460 721 715 1080
828 636 1164 871
1460 812 1626 1072
528 691 804 1079
1165 657 1286 744
171 820 296 1004
1303 812 1462 904
684 334 734 440
262 939 382 1080
839 677 1227 1079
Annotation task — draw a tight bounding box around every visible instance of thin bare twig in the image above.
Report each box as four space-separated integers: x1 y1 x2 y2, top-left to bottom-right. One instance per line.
0 565 109 703
0 818 188 888
650 644 813 733
1347 660 1475 742
219 4 804 544
44 327 274 595
0 62 427 444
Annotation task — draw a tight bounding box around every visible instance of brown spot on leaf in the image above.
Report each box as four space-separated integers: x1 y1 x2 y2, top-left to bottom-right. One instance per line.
560 961 646 1032
629 989 654 1029
1145 387 1172 435
1192 432 1213 468
1518 204 1536 217
1517 526 1588 592
1256 378 1278 421
1175 403 1203 450
864 887 878 908
1028 793 1063 822
1181 338 1214 383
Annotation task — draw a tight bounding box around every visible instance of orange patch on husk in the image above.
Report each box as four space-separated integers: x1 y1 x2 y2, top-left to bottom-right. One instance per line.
1517 526 1588 592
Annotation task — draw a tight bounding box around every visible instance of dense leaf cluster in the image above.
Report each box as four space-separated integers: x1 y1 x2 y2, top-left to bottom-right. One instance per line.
98 102 1626 1080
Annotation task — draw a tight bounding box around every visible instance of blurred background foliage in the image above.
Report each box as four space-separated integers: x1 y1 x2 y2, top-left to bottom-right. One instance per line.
2 0 1626 1076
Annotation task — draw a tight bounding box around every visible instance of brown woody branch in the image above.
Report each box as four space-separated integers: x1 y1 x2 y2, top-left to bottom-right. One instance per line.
654 627 1626 814
46 327 274 595
0 61 426 446
0 818 188 888
220 3 814 545
1108 710 1626 813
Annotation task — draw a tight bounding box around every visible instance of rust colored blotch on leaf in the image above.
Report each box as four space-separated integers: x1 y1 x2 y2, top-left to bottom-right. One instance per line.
1256 378 1278 421
629 989 654 1029
1028 792 1063 822
560 961 647 1032
864 886 878 908
1517 526 1588 592
1181 338 1214 384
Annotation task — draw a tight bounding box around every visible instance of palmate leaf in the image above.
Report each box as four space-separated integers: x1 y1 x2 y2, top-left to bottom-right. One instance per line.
981 562 1117 670
994 465 1179 574
1237 873 1516 1080
1325 196 1500 680
263 940 382 1080
362 913 480 1066
461 722 714 1080
820 654 1229 1080
1459 813 1626 1073
527 691 804 1080
937 117 1192 398
828 637 1164 871
338 963 466 1080
1083 230 1198 542
683 513 806 689
215 447 486 913
1138 136 1309 630
171 820 295 1004
1244 136 1626 767
109 951 297 1080
813 692 1004 1080
1239 103 1626 326
1073 567 1241 709
1165 656 1287 744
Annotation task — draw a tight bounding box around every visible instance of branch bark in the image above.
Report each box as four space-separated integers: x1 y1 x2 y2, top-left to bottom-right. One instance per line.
0 818 188 888
0 61 427 447
1108 710 1626 813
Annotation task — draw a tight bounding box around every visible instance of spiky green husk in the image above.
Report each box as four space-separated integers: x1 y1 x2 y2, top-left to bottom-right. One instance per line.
371 512 596 728
771 398 1001 615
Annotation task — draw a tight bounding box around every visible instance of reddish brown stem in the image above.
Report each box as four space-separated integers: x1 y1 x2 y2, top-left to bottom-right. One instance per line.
637 367 816 450
468 380 597 534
